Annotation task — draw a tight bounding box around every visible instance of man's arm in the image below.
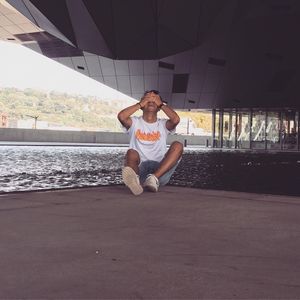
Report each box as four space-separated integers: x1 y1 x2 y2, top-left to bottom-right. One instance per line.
117 103 141 130
161 104 180 131
117 96 150 130
153 95 180 131
152 94 180 131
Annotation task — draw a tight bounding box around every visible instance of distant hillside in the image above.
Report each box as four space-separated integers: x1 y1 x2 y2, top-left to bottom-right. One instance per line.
0 88 128 131
0 87 211 132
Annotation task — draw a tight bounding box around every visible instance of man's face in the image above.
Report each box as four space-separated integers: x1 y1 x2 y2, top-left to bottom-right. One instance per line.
143 92 159 112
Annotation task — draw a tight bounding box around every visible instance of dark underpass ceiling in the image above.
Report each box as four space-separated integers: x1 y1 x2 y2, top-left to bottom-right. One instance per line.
2 0 300 109
28 0 227 60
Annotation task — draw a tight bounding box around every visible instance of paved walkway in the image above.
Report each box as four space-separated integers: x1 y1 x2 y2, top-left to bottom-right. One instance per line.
1 186 300 299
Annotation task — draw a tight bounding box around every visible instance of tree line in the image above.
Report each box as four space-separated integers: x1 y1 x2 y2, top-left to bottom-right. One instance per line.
0 87 211 132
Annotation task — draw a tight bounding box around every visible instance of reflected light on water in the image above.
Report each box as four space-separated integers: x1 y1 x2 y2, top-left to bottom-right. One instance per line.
0 146 299 196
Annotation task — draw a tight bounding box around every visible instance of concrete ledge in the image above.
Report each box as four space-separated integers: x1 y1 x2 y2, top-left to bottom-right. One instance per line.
0 128 211 146
1 186 300 298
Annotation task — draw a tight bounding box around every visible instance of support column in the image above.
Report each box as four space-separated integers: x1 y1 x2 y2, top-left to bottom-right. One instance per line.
229 112 232 148
235 110 238 149
249 109 253 150
212 109 216 148
280 111 283 150
297 111 300 151
265 111 268 150
219 110 224 148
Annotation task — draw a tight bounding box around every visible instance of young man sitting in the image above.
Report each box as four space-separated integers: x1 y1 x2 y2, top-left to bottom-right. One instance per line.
117 90 183 195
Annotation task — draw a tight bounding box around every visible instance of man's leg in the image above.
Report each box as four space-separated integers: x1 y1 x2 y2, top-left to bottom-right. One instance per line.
125 149 140 174
122 149 143 196
143 141 183 192
153 141 183 179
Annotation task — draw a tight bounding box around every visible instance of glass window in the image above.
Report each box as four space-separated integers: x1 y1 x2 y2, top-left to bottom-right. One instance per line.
212 108 299 151
213 110 221 147
237 112 250 149
282 111 298 151
223 111 236 148
267 112 280 150
251 111 266 149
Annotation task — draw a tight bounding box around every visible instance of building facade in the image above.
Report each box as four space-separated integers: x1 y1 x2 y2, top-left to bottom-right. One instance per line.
212 109 299 151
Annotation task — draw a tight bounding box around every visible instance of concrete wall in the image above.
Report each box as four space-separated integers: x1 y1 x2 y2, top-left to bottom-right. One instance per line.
0 128 212 146
168 134 211 146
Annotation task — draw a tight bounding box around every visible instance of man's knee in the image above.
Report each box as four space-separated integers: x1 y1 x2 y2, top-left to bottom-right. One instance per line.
170 141 183 154
126 149 140 161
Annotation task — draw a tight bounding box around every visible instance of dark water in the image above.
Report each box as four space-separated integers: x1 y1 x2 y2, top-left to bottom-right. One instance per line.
171 151 300 196
0 146 299 196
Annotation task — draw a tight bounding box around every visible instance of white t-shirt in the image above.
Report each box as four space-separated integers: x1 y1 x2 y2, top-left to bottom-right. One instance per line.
126 116 174 162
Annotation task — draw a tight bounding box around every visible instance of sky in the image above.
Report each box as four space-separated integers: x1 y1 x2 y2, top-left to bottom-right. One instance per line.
0 41 135 102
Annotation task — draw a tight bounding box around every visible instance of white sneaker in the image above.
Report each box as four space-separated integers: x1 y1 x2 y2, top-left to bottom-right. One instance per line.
122 166 143 196
143 174 159 192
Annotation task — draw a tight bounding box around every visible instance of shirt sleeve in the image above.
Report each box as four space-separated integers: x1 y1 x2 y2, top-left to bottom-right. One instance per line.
122 116 137 134
161 118 176 135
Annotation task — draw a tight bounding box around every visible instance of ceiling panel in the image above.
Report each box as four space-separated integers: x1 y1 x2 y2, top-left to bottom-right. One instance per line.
57 57 74 69
158 55 175 74
0 27 9 36
144 75 158 91
24 42 42 54
71 56 89 76
172 74 189 93
174 50 193 73
129 60 143 76
171 93 185 109
187 73 203 93
132 93 143 101
104 76 118 90
202 77 221 93
85 55 102 77
116 75 131 94
158 74 173 92
143 60 158 75
186 93 200 109
91 75 104 83
190 44 211 74
114 60 129 76
199 92 216 108
159 93 172 105
130 75 144 93
0 2 15 15
99 56 116 76
2 24 23 34
5 12 28 24
0 14 13 26
83 51 94 56
19 22 41 33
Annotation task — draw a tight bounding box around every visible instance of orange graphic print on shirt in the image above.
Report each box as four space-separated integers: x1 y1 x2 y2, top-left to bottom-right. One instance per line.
135 129 161 142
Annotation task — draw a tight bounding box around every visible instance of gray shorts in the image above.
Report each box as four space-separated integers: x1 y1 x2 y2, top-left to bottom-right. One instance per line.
139 160 180 186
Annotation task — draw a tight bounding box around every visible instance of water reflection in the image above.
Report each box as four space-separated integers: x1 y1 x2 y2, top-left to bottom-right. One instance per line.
0 146 125 192
0 146 299 196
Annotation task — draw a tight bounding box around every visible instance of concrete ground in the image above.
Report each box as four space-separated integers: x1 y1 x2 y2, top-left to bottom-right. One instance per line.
1 186 300 299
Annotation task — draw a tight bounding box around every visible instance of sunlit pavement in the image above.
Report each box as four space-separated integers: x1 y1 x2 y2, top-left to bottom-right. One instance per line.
1 186 300 299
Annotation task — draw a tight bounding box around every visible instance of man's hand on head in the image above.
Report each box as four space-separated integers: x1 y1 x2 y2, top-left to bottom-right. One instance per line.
140 93 156 108
140 92 162 110
153 94 163 108
139 95 150 108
